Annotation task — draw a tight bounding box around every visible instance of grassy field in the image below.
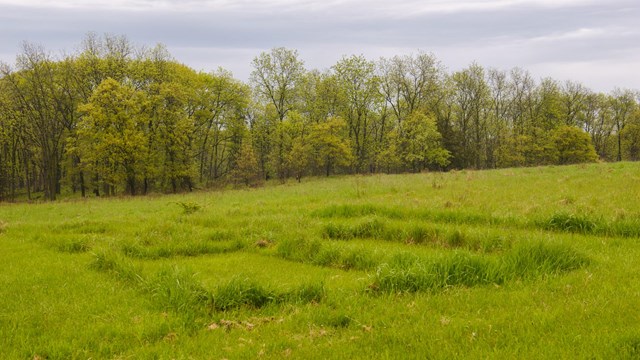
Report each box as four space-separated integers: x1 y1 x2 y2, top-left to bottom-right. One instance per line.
1 162 640 359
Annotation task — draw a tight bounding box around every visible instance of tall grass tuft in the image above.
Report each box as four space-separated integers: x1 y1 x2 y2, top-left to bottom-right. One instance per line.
212 278 325 311
90 249 144 284
120 239 246 259
277 237 381 270
539 212 640 238
49 235 95 253
212 277 275 311
314 204 403 219
334 221 512 254
146 266 212 313
543 212 600 234
607 219 640 238
323 217 385 240
403 225 440 244
370 252 502 293
502 241 590 278
616 334 640 359
418 209 503 227
53 220 109 234
369 241 588 294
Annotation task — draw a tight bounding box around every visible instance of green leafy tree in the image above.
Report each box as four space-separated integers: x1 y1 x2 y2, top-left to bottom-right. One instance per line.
191 70 250 184
287 137 310 182
333 55 381 171
1 43 69 200
378 52 444 126
250 48 305 181
610 89 638 161
309 117 353 176
375 130 402 174
534 77 563 131
398 111 450 171
581 93 614 160
451 63 490 168
621 110 640 160
144 81 196 193
250 48 305 122
76 78 148 195
560 80 589 126
230 139 261 186
551 126 598 165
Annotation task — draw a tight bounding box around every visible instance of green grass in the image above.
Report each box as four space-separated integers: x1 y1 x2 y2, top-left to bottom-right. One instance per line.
1 162 640 358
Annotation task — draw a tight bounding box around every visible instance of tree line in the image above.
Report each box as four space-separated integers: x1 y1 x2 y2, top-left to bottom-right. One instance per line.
1 33 638 201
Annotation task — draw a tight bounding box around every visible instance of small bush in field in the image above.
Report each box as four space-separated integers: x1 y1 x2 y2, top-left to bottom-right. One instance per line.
175 201 202 214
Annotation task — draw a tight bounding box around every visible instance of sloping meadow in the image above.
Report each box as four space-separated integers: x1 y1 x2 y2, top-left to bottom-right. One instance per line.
1 162 640 358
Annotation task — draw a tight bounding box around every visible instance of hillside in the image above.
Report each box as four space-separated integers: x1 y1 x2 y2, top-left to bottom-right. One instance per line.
1 162 640 358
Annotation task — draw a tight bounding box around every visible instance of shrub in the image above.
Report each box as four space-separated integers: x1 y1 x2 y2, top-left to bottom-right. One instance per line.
551 125 598 165
175 201 201 215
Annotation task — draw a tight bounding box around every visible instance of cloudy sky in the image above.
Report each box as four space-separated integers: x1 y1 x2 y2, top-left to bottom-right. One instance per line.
1 0 638 92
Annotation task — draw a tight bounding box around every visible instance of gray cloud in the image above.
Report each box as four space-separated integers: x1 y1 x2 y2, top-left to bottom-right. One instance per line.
1 0 638 91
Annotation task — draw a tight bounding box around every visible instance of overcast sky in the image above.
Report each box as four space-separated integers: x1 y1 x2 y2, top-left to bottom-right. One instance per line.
1 0 638 92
